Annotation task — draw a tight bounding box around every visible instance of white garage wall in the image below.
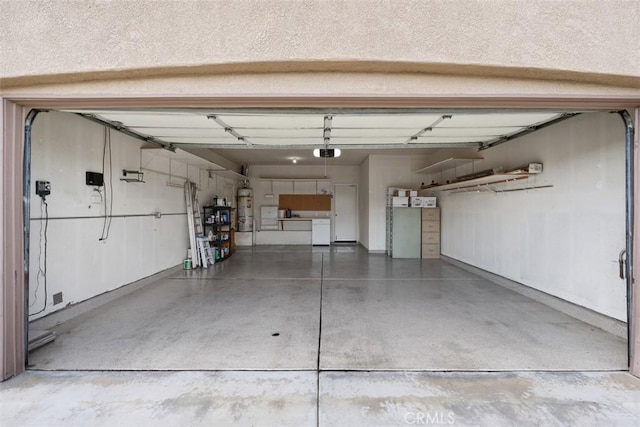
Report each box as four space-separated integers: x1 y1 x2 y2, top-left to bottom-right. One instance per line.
247 164 359 243
249 164 359 207
365 154 427 252
429 112 626 320
359 157 370 249
28 112 226 320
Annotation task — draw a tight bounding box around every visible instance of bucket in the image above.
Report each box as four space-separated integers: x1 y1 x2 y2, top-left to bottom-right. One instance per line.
183 259 192 270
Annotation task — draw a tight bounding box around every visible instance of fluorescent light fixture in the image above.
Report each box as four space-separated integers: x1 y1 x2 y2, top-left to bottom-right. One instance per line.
313 148 341 158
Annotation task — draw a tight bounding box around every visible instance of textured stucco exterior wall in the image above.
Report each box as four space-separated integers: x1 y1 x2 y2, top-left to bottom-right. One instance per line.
1 0 639 89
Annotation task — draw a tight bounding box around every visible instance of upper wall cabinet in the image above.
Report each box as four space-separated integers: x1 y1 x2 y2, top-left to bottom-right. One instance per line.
273 181 294 195
294 181 317 194
258 178 333 195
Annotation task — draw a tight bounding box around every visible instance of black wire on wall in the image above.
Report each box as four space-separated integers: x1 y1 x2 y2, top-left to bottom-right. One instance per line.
99 128 114 241
29 197 48 317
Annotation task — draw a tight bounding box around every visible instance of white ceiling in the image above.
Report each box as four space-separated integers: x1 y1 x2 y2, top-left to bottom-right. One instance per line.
62 109 571 166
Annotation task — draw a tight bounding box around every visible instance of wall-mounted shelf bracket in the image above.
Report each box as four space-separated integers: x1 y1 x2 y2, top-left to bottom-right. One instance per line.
121 169 145 183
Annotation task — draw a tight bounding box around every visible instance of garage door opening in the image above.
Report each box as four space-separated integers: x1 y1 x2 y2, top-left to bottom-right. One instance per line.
23 107 631 372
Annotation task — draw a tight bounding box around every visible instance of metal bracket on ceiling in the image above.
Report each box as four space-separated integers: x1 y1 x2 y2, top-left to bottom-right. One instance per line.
404 114 453 144
207 115 252 145
323 115 333 147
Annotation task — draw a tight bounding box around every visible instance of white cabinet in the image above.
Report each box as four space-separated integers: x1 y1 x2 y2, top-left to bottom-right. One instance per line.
294 181 316 194
312 219 330 245
273 181 294 195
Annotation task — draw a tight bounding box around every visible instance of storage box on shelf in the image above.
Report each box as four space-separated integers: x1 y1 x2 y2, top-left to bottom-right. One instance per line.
410 196 436 208
203 206 236 261
418 162 546 194
392 196 409 207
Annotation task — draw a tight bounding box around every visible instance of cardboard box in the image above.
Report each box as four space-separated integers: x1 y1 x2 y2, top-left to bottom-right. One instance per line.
394 190 408 197
410 197 424 207
392 196 409 207
528 163 543 173
410 196 437 208
513 162 543 174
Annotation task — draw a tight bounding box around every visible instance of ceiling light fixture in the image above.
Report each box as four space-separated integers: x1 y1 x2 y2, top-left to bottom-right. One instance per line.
313 148 341 158
292 159 297 164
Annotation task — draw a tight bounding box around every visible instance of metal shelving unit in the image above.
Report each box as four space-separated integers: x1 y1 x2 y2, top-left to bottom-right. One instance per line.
203 206 235 261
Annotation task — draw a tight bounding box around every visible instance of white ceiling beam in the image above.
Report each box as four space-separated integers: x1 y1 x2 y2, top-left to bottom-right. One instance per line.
169 142 479 149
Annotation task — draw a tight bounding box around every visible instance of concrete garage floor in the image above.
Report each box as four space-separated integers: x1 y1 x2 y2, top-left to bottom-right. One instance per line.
2 370 639 426
2 245 637 426
27 246 626 371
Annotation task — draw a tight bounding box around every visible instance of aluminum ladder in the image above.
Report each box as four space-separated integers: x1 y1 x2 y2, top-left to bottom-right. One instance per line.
197 236 215 267
184 180 204 267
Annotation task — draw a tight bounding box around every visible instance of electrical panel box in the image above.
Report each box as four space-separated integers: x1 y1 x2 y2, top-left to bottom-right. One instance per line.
35 180 51 197
86 171 104 186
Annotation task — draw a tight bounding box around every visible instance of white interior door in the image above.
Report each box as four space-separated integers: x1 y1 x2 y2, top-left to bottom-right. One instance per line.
334 185 357 241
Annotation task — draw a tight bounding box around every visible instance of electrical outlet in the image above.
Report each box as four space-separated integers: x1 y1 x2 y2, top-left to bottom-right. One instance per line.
89 188 103 205
86 171 104 186
53 292 63 305
36 180 51 197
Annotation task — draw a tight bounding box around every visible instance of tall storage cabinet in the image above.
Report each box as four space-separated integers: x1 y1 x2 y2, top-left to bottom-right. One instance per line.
389 207 422 258
422 208 441 259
